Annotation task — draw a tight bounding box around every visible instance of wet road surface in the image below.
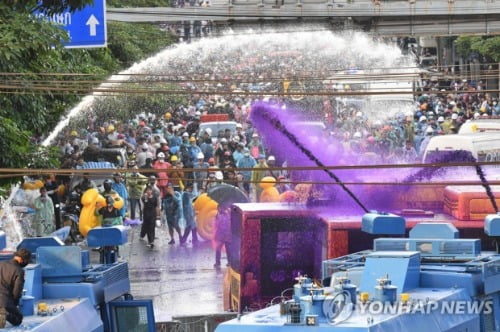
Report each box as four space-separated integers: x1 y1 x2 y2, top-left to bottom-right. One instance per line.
120 225 226 322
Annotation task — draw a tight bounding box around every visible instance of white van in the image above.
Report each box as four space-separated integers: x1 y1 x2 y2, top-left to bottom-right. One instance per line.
422 132 500 163
458 119 500 134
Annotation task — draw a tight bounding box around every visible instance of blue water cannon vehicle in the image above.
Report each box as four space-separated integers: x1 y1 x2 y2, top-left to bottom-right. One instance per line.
216 212 500 331
0 226 155 331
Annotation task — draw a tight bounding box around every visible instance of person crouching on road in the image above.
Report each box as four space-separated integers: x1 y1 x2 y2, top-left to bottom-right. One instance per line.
163 183 182 244
96 195 122 226
0 248 32 328
141 186 161 249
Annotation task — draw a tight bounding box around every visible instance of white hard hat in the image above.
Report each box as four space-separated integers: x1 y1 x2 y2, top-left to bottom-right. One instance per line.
425 126 434 134
220 138 228 143
141 143 148 150
353 132 362 139
182 132 189 137
451 113 458 120
197 152 204 159
356 111 363 117
236 123 243 128
157 152 165 158
419 116 427 122
474 112 481 119
91 137 99 144
215 171 224 180
437 116 444 122
267 155 275 161
205 128 212 136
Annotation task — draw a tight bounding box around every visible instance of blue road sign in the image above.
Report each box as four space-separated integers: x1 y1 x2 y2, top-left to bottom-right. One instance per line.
34 0 107 48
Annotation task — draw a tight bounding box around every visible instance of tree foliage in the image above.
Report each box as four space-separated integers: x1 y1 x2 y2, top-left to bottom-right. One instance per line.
2 0 93 15
108 21 176 67
0 1 176 185
455 36 500 62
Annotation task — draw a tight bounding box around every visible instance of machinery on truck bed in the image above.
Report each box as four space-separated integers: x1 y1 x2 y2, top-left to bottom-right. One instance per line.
224 202 494 313
216 212 500 331
0 226 155 331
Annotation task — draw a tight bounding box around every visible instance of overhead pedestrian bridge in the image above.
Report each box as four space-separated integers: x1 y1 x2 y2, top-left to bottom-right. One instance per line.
107 0 500 36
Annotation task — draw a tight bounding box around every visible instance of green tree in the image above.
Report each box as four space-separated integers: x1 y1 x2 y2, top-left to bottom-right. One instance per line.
455 36 500 62
0 1 176 186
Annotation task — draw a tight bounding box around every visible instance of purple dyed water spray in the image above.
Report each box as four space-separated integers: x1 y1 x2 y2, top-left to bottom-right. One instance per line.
252 103 369 213
406 150 498 213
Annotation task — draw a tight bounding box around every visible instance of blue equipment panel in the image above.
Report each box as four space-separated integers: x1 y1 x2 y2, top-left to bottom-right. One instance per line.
36 246 83 282
87 226 128 247
215 288 479 332
484 213 500 236
410 223 459 239
374 238 481 258
2 298 103 331
43 262 131 305
0 231 7 250
17 237 64 256
361 212 406 235
360 251 420 294
24 264 42 301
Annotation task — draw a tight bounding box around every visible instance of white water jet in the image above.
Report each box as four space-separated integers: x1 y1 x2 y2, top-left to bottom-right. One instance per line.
1 185 26 249
6 28 418 246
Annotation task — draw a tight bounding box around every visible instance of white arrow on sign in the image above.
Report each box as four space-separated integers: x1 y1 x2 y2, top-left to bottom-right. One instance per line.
86 14 100 36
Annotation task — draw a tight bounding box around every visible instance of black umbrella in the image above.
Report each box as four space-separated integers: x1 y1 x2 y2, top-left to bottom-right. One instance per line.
207 183 249 206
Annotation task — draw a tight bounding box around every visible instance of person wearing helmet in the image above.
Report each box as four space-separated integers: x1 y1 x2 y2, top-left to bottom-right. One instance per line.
111 173 128 219
248 133 265 160
186 116 200 138
136 142 154 168
220 150 236 172
33 186 55 237
200 131 214 163
251 155 268 201
107 124 115 134
153 152 171 197
193 152 209 194
101 179 117 198
232 142 248 164
167 155 185 192
418 126 436 157
164 112 172 120
126 163 148 221
236 150 256 194
180 182 198 245
96 195 122 227
187 136 201 172
214 138 230 166
162 183 182 245
140 185 161 248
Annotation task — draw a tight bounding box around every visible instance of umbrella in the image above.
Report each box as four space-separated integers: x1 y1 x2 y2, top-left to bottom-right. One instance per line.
207 184 249 207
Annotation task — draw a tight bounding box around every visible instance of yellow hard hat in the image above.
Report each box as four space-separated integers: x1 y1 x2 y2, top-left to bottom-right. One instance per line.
171 155 178 162
189 136 196 142
107 124 115 133
164 112 172 120
70 130 78 137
